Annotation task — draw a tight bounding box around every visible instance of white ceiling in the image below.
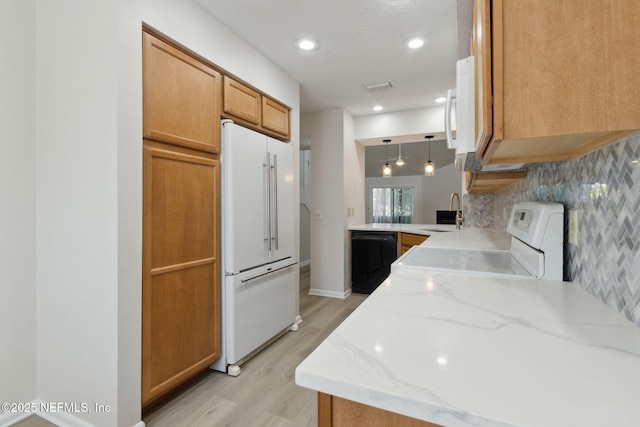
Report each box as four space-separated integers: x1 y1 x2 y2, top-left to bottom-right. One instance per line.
195 0 462 117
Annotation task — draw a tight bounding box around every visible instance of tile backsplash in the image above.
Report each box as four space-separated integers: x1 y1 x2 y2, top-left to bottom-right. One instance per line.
464 133 640 326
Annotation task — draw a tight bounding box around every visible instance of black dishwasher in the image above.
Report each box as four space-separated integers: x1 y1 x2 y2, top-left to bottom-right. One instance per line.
351 231 397 294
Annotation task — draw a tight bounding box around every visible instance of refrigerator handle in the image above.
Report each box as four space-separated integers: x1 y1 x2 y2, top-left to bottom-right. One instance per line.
272 154 279 250
239 262 295 284
264 154 272 251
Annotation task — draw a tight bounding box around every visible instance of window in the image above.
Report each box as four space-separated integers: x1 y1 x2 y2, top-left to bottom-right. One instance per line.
372 187 414 223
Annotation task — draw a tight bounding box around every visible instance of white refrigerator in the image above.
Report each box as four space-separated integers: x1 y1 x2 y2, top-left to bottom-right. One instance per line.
212 120 298 376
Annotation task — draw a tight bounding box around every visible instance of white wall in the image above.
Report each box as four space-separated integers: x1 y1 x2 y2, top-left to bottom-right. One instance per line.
0 0 37 419
299 149 311 266
365 163 463 224
36 1 120 425
0 1 300 426
342 111 365 293
354 105 448 140
303 109 349 298
302 109 364 297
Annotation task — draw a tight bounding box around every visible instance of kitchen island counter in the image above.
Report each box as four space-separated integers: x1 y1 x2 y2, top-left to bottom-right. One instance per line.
295 268 640 426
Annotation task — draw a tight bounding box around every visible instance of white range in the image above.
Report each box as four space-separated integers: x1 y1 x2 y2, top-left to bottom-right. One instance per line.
393 202 564 280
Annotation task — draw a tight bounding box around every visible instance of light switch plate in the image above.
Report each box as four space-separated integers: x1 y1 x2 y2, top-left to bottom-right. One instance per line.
569 209 579 246
313 210 323 220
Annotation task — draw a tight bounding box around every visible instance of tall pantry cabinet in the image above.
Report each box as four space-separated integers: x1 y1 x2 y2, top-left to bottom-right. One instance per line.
141 30 222 409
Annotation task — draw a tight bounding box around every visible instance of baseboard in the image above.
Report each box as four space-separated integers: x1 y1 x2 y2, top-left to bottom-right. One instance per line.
307 288 351 299
0 399 145 427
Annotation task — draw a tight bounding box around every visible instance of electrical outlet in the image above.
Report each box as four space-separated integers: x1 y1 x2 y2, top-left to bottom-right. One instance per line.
569 209 579 246
312 210 323 220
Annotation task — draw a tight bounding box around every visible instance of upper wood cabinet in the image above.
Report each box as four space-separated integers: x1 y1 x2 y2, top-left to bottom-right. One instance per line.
222 76 291 140
473 0 640 166
143 31 221 153
262 96 290 138
223 75 261 125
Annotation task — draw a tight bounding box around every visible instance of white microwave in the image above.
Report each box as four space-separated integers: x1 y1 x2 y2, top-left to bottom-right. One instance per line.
445 56 477 171
445 57 525 172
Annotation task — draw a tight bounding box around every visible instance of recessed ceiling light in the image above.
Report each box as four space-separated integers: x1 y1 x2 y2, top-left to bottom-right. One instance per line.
404 37 425 49
296 38 318 51
373 105 384 112
434 96 447 103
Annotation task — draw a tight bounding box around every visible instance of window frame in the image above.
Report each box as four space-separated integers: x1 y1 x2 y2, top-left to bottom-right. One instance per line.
369 184 416 224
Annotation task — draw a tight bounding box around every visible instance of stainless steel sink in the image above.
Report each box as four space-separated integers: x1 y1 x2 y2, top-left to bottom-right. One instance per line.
418 228 453 233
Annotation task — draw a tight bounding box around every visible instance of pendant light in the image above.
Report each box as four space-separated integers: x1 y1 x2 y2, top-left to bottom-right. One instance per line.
424 135 435 176
382 139 392 177
396 144 405 166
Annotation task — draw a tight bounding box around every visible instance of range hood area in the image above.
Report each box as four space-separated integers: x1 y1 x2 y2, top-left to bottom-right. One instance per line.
455 151 526 172
446 56 527 174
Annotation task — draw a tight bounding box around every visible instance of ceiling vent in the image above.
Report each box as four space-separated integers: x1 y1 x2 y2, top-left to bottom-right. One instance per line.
364 81 393 92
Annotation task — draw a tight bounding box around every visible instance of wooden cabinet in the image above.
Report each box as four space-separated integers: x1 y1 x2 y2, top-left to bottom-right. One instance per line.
222 75 291 140
143 31 221 153
142 30 221 409
473 0 640 166
262 95 290 138
398 232 428 255
466 170 527 193
223 75 261 125
318 393 442 427
142 142 221 407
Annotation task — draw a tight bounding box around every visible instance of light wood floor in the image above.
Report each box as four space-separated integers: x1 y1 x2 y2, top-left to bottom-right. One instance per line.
11 415 56 427
12 267 365 427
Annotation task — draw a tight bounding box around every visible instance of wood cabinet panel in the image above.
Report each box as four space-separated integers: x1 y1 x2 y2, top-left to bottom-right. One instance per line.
262 96 290 139
398 232 428 256
466 170 527 193
318 393 442 427
473 0 493 154
475 0 640 166
143 31 221 153
149 149 216 268
146 265 217 393
142 144 221 408
223 76 261 125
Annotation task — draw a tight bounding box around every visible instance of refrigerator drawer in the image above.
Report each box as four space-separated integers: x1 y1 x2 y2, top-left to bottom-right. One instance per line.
225 261 296 364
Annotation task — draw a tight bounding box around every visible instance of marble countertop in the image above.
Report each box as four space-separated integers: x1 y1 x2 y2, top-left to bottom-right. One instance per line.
349 223 512 251
296 226 640 426
349 223 458 236
295 268 640 426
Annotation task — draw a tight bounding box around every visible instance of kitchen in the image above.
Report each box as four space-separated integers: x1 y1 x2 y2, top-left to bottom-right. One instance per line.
2 1 640 427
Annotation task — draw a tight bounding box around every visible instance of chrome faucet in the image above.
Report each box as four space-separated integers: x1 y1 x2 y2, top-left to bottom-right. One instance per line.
449 192 464 230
